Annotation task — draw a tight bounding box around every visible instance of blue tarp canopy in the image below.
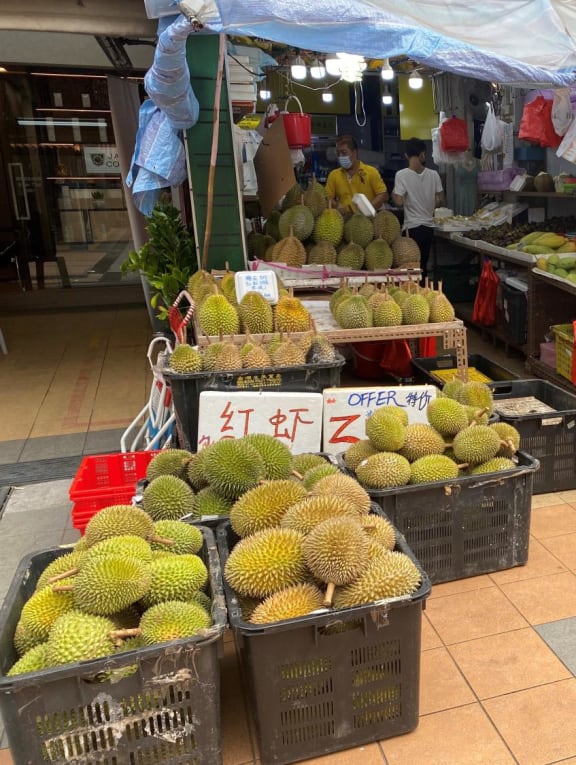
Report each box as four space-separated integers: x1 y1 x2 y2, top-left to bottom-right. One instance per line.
175 0 576 85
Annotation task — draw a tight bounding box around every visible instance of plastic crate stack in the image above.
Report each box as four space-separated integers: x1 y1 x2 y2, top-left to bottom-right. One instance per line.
69 451 159 533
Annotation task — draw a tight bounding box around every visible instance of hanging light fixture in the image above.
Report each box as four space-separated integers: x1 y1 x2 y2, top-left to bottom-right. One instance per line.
290 54 307 80
259 88 272 101
381 57 394 81
322 92 334 103
323 53 366 82
325 56 341 76
310 57 326 80
408 69 424 89
381 86 393 106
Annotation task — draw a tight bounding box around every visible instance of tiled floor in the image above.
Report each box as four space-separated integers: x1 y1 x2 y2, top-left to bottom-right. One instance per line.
0 301 575 765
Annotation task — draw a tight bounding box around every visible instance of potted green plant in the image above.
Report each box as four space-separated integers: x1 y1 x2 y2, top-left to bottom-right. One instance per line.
122 200 197 323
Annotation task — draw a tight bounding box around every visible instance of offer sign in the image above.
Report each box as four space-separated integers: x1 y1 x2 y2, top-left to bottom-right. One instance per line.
322 385 437 454
197 391 323 453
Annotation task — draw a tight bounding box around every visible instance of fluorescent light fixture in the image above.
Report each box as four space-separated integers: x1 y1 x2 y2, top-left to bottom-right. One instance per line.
259 88 272 101
381 58 394 81
408 70 424 89
0 67 8 73
382 86 393 106
17 118 108 127
310 58 326 79
322 92 334 103
291 55 307 80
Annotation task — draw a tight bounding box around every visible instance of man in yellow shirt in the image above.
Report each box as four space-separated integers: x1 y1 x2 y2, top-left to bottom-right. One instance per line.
325 134 389 215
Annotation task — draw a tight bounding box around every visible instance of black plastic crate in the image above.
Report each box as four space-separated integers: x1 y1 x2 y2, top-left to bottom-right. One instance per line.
412 353 519 387
489 378 576 494
336 452 539 584
433 261 480 302
0 527 227 765
163 356 346 451
216 517 431 765
498 284 527 345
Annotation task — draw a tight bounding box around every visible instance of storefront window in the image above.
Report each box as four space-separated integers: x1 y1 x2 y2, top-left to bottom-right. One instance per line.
0 69 142 290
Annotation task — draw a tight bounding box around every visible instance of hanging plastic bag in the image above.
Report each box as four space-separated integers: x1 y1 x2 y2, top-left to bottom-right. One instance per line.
556 113 576 163
552 88 573 137
519 96 562 149
481 103 505 152
472 258 500 327
432 127 458 165
440 116 469 153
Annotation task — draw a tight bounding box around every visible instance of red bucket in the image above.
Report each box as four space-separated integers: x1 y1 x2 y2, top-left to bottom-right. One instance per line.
350 342 387 380
281 95 311 149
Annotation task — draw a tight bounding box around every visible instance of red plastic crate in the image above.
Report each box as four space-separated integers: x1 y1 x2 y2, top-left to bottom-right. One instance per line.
69 451 159 533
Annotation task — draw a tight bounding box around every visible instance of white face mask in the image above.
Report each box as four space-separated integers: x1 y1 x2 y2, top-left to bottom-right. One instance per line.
338 155 353 169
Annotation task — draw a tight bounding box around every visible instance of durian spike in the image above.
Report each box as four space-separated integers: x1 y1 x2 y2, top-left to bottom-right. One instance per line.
323 582 336 607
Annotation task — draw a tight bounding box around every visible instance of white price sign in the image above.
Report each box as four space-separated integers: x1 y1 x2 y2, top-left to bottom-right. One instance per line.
197 391 323 453
322 385 437 454
83 146 121 175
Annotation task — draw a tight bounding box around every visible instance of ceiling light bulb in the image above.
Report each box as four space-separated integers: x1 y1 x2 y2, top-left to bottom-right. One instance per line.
291 55 307 80
409 70 424 89
310 58 326 80
259 89 272 101
322 92 333 103
325 57 341 76
381 58 394 81
382 87 393 106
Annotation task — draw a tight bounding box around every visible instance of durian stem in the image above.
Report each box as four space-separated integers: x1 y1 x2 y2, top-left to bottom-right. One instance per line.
52 584 74 592
323 582 336 607
108 627 142 647
147 534 176 546
47 567 79 584
291 469 303 480
469 407 490 426
456 463 469 470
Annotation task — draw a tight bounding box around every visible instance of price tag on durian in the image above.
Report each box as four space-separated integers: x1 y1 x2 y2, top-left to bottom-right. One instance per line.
322 385 437 454
235 270 279 304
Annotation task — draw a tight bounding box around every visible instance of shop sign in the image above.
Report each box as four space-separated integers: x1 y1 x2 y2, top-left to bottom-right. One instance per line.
197 391 323 453
322 385 437 454
83 146 121 174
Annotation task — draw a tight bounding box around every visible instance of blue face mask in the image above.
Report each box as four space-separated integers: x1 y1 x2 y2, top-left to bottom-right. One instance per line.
338 155 352 169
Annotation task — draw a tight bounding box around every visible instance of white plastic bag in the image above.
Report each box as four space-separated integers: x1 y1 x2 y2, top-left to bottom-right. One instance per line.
556 114 576 163
481 103 505 152
552 88 573 137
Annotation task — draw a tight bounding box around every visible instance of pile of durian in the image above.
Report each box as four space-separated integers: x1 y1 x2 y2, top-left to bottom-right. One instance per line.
6 508 215 678
186 269 341 368
343 380 522 490
168 324 338 375
139 437 344 521
223 469 422 625
329 278 456 330
248 179 420 271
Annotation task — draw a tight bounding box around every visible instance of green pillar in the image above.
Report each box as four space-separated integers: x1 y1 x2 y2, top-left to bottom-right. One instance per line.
185 35 247 271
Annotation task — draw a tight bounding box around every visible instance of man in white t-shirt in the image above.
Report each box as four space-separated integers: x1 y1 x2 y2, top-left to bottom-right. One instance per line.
392 137 445 280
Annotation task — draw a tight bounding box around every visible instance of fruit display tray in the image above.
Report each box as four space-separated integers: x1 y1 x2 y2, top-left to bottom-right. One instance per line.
0 527 227 765
216 517 431 765
337 452 539 584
